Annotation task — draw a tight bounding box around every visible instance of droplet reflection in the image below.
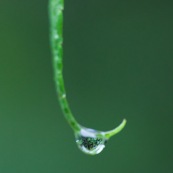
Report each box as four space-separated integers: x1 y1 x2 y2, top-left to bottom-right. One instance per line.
75 127 107 155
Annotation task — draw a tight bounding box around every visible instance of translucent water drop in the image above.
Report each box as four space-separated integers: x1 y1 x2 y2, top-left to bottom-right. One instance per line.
75 127 108 155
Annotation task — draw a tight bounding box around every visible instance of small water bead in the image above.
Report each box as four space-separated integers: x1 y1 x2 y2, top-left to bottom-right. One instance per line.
75 127 108 155
54 34 59 40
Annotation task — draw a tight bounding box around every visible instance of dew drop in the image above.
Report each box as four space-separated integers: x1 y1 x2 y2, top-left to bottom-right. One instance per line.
75 127 108 155
54 33 59 40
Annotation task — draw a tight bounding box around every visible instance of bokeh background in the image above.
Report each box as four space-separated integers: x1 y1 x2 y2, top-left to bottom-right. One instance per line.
0 0 173 172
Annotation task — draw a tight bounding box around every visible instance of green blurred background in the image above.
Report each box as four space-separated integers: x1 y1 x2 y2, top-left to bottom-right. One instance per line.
0 0 173 172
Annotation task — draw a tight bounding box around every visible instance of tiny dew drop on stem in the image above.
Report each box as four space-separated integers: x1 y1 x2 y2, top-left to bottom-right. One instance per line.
49 0 127 155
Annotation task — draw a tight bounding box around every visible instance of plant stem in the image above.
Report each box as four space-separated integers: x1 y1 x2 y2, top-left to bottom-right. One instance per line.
104 119 127 139
49 0 81 132
49 0 126 141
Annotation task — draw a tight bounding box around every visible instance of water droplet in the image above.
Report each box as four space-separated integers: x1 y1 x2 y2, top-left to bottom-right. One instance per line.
54 34 59 40
75 127 108 155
